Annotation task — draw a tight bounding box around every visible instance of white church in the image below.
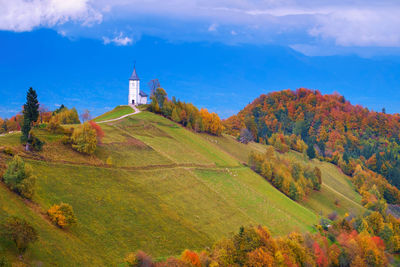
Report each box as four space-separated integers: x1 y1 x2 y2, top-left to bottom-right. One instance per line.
128 65 148 105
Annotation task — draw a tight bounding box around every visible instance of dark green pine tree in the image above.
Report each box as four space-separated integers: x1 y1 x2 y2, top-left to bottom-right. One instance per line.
343 151 349 163
21 87 39 145
307 142 316 159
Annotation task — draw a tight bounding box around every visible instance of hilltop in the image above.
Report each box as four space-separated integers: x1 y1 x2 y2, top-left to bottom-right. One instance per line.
0 105 366 266
224 88 400 205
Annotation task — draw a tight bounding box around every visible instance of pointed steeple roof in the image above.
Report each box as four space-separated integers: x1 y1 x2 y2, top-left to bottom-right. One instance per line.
129 64 140 81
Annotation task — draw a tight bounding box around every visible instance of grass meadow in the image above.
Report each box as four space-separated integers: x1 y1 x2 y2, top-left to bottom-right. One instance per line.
0 110 364 266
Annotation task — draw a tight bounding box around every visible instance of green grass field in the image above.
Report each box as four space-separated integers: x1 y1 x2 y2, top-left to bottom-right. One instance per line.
93 105 134 122
200 133 364 217
0 110 364 266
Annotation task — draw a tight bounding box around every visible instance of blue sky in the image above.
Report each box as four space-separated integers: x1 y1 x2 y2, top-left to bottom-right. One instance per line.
1 0 400 118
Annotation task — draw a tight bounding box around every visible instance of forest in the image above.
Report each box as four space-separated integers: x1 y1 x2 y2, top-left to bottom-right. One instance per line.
224 89 400 208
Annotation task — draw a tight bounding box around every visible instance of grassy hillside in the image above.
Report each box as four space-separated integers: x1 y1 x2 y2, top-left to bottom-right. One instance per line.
0 111 364 266
199 134 364 217
93 105 134 122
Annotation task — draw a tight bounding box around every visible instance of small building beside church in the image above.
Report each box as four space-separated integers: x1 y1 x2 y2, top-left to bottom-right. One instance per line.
128 65 148 105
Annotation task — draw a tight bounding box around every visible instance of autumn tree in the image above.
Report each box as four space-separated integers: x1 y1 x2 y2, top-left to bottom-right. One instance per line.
154 88 167 109
148 79 160 96
50 107 80 124
1 118 7 133
0 118 4 134
70 122 97 154
38 104 51 123
1 216 38 253
80 109 91 122
3 156 36 199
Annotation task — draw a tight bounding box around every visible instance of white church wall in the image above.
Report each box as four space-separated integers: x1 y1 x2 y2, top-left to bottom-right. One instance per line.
139 96 147 105
129 80 140 105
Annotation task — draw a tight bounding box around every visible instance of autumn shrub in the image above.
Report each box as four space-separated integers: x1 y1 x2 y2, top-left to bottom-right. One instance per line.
70 122 97 154
2 156 36 199
46 121 64 134
181 250 201 267
1 216 38 253
47 203 77 228
88 121 104 143
124 251 153 267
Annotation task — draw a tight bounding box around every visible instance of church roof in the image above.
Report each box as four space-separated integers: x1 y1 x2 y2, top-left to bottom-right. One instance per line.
129 66 140 81
139 90 148 97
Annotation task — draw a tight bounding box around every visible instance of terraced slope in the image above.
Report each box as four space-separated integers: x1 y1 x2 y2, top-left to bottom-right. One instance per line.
0 111 362 266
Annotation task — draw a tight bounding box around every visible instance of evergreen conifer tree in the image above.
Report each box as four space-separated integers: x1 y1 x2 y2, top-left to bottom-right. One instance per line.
21 88 39 150
307 143 316 159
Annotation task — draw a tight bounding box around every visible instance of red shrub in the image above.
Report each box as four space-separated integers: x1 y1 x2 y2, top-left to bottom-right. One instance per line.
88 121 104 143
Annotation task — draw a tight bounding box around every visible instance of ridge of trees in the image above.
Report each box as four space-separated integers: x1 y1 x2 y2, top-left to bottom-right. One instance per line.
224 88 400 207
149 88 224 136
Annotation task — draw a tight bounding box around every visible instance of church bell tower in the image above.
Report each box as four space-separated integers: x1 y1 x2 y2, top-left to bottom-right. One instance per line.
128 64 140 105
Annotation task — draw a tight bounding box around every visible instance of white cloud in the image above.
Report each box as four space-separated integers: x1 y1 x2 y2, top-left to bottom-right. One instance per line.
2 0 400 49
95 0 400 47
0 0 102 32
309 7 400 46
230 30 237 36
103 32 133 46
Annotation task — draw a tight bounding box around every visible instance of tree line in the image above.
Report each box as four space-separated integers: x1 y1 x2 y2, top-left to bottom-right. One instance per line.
248 147 321 201
123 209 400 266
149 88 224 136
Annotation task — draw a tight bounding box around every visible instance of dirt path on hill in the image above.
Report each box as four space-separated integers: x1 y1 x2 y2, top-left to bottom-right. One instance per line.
22 154 242 171
97 105 141 124
323 182 364 209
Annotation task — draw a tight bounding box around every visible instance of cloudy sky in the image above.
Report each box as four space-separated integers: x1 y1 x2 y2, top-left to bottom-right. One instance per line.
1 0 400 118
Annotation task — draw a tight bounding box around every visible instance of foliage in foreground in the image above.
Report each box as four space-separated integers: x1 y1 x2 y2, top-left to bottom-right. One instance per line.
1 216 38 254
125 210 400 267
2 156 36 199
150 88 224 136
